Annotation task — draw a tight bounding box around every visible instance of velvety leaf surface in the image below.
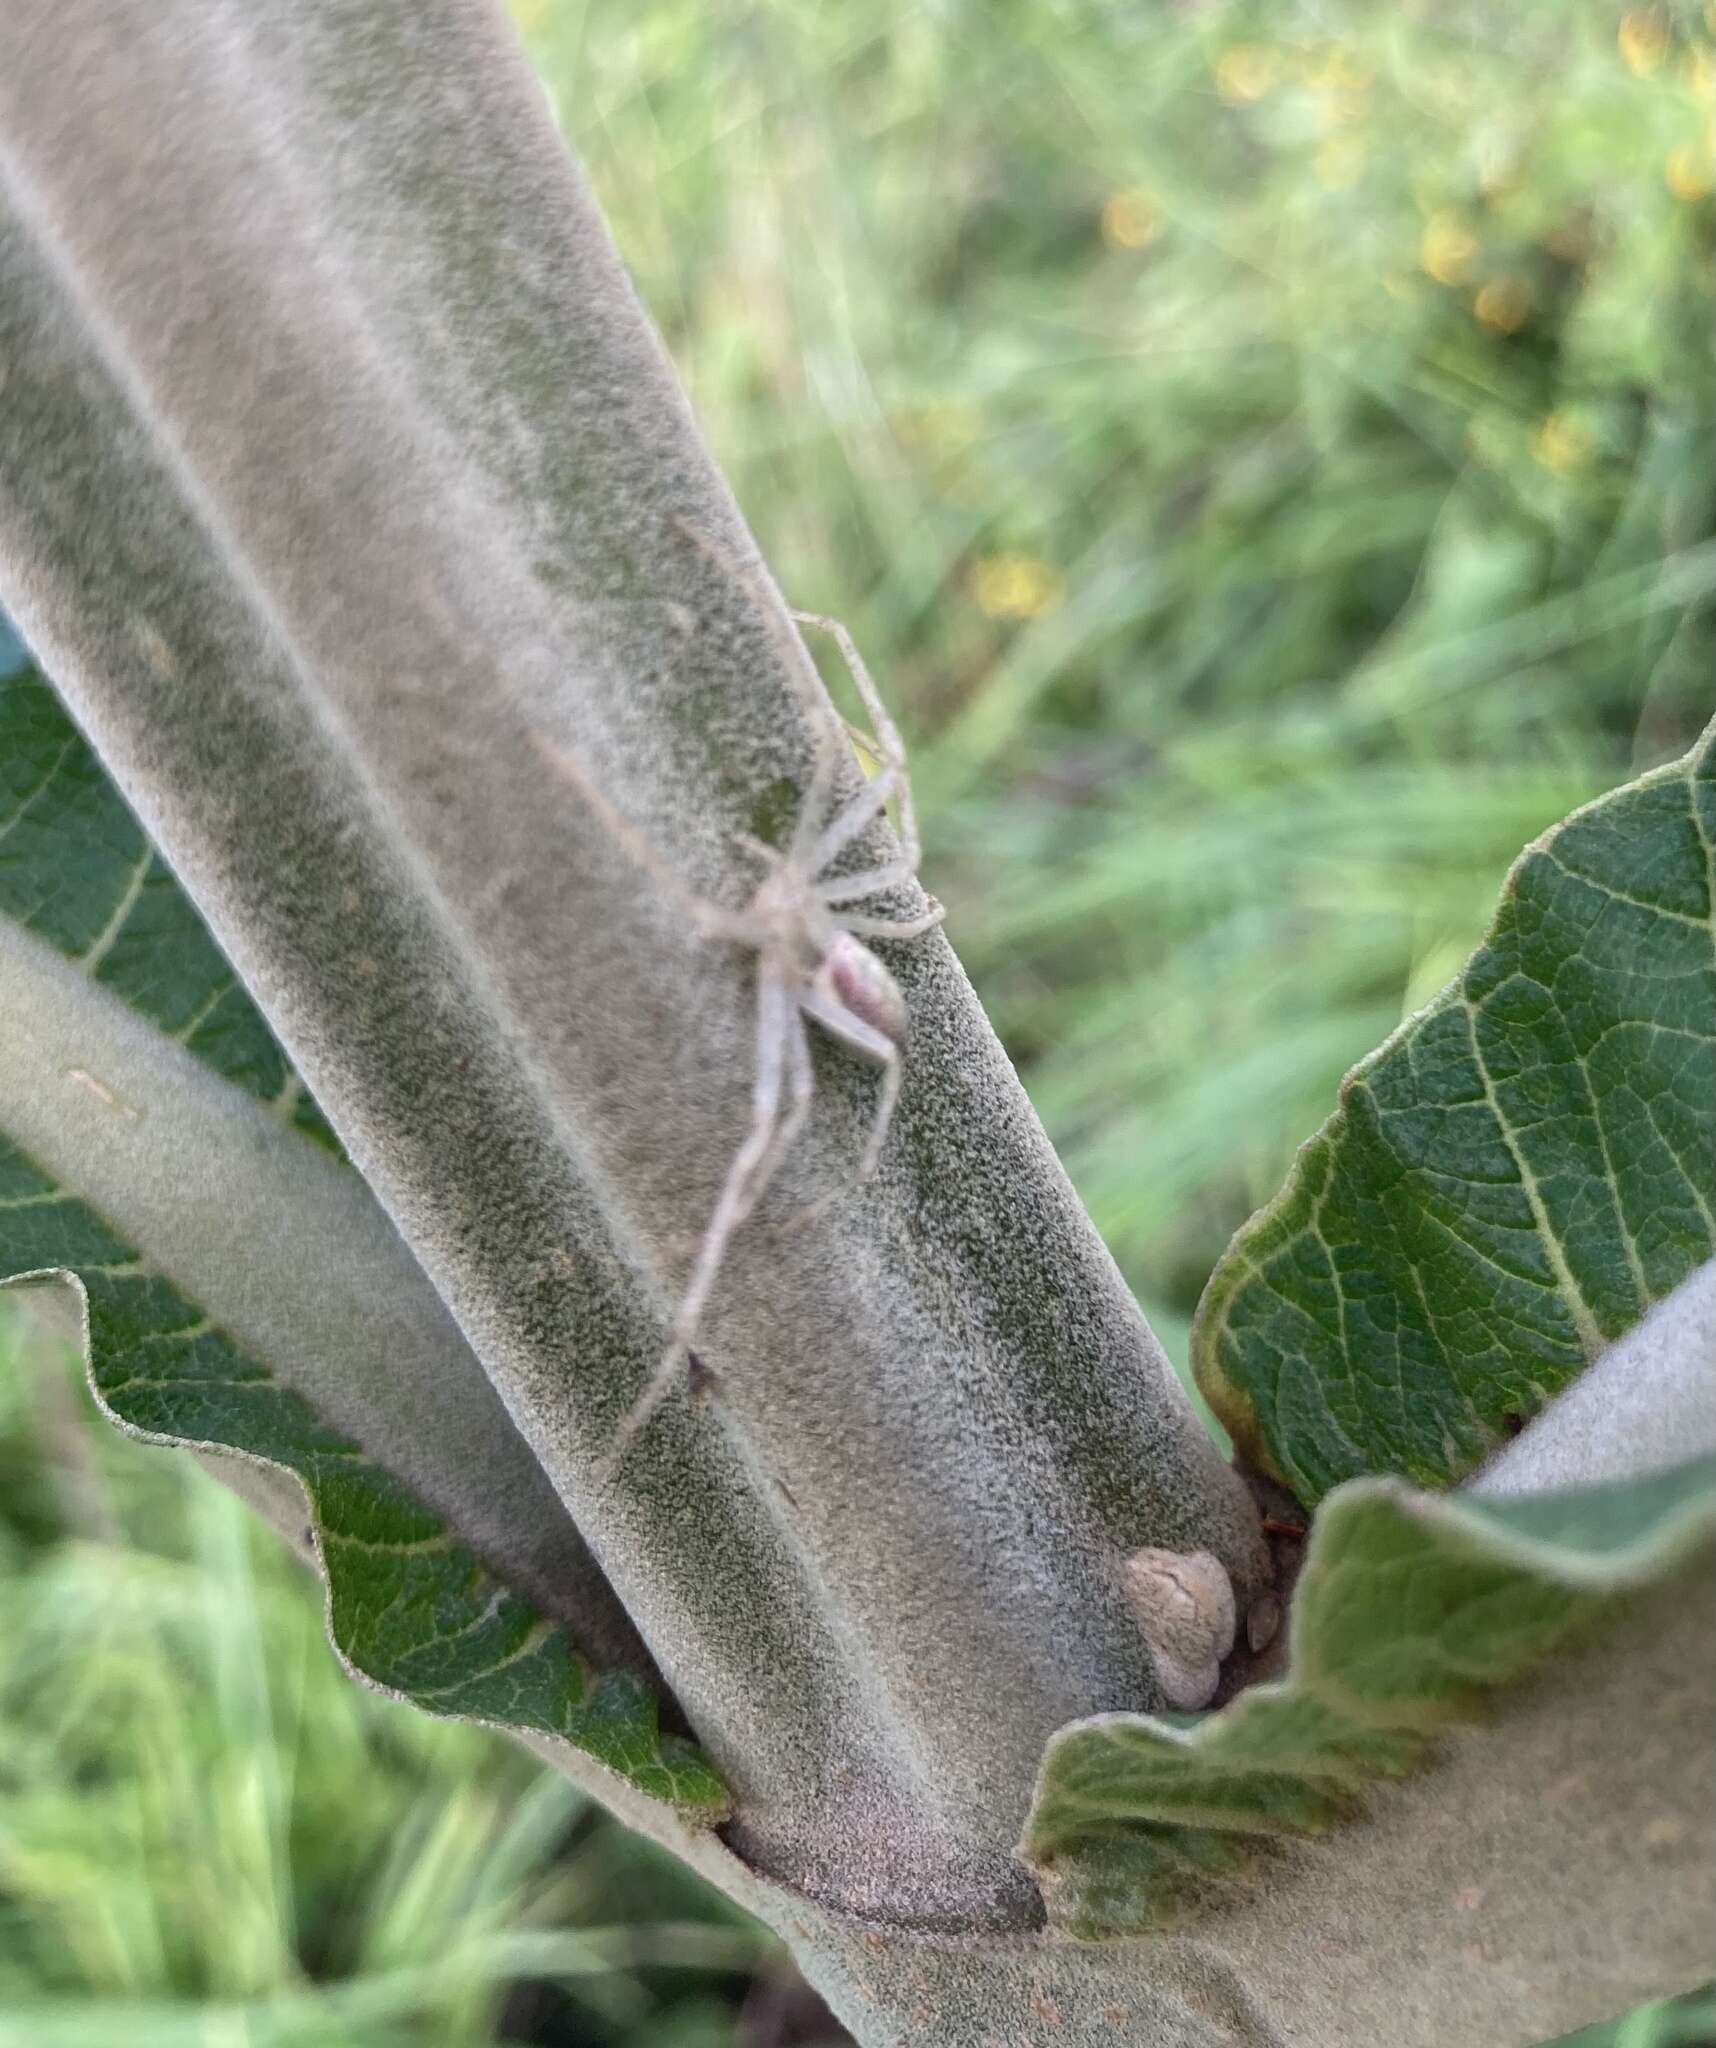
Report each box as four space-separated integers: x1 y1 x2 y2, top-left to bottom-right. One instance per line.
0 617 727 1813
1193 721 1716 1503
1020 1453 1716 1938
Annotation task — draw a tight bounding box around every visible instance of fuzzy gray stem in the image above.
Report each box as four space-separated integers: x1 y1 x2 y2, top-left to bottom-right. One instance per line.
0 0 1265 1930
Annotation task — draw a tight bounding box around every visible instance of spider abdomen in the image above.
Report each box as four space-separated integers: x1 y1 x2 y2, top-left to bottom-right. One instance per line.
822 931 908 1058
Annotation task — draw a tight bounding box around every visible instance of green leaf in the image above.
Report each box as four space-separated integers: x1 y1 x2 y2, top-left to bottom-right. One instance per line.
1193 722 1716 1503
1019 1454 1716 1938
0 620 727 1815
0 1147 726 1813
0 626 339 1153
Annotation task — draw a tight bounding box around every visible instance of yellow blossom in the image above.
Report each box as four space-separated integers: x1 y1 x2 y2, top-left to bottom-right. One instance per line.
1687 48 1715 99
1215 45 1277 105
1666 140 1715 196
1532 412 1594 474
1474 276 1533 333
1421 212 1477 285
1618 9 1670 75
1319 89 1367 129
1308 47 1370 130
1306 46 1372 94
896 400 983 461
1101 189 1160 250
1314 137 1366 190
969 553 1065 621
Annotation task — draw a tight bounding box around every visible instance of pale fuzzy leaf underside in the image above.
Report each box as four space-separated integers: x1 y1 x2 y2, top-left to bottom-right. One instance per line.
0 619 339 1152
1021 1451 1716 1938
0 624 727 1813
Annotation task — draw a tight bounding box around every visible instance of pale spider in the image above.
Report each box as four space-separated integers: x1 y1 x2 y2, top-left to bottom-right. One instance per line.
544 597 944 1468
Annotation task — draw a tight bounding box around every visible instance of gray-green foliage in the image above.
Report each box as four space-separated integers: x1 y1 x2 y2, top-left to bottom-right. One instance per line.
0 0 1268 1959
0 624 336 1151
0 0 1711 2039
0 626 726 1811
6 538 1712 2041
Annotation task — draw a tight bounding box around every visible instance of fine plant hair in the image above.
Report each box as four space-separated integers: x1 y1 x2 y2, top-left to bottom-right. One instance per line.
0 2 1710 2044
540 538 946 1468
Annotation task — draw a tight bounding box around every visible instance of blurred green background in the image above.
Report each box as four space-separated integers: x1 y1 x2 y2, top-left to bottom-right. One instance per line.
3 0 1713 2039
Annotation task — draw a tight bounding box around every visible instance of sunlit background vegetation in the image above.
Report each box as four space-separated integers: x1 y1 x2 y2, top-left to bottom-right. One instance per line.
3 0 1713 2039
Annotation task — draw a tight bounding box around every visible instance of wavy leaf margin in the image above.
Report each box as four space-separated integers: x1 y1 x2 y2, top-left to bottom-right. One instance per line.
0 1142 727 1812
1019 1453 1716 1938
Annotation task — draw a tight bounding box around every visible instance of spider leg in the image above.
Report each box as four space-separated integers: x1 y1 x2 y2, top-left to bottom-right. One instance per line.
799 983 902 1183
628 999 810 1267
834 903 946 941
602 967 791 1471
857 1046 902 1182
659 524 907 878
731 1002 816 1234
812 755 901 873
791 610 919 872
788 723 843 870
535 735 752 941
819 859 945 910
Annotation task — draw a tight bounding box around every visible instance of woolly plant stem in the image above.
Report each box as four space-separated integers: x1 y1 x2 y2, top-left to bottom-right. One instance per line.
0 0 1266 1938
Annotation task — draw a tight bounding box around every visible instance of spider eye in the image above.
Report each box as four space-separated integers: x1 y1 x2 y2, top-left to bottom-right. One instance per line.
828 932 909 1049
